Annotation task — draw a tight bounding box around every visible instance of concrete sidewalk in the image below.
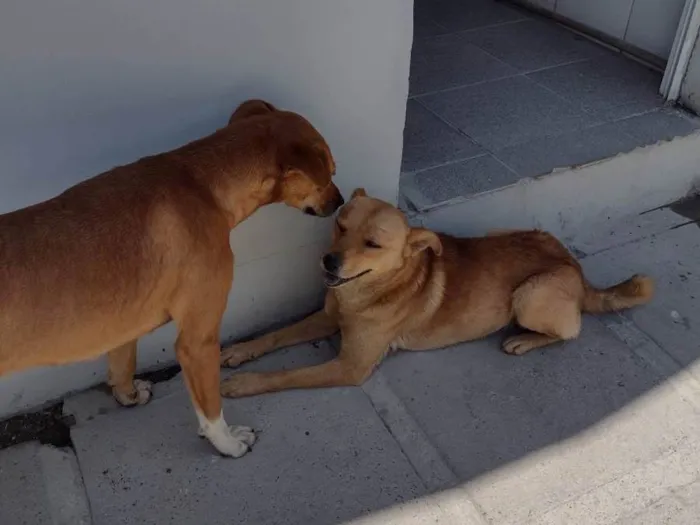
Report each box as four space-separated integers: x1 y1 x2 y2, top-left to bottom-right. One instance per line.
3 208 700 525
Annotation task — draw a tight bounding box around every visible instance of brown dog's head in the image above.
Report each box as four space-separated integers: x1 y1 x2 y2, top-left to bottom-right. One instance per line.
229 99 344 217
320 188 442 288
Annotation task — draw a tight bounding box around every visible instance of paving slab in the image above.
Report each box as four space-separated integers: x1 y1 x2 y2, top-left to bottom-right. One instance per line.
582 221 700 370
0 441 91 525
379 314 700 524
67 342 429 525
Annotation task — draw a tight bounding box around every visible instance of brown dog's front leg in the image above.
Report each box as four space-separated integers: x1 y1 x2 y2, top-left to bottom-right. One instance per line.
176 328 257 457
220 309 338 368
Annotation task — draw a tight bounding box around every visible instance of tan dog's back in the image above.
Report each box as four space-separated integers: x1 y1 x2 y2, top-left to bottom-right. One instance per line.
398 230 581 350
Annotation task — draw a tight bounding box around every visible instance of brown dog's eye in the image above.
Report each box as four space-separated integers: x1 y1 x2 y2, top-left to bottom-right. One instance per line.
336 221 346 234
365 240 381 249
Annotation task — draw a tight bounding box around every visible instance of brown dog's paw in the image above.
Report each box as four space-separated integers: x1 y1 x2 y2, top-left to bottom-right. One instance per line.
220 373 260 398
112 379 153 407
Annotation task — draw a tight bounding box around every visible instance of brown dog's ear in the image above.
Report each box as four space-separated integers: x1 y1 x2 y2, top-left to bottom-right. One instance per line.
280 142 328 185
405 228 443 257
228 99 277 125
351 188 367 199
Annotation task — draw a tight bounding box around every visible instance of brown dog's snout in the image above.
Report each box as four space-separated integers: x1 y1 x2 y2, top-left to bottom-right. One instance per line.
322 252 343 274
317 186 344 217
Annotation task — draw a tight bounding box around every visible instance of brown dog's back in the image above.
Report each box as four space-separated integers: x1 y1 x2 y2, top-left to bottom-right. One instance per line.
0 162 187 373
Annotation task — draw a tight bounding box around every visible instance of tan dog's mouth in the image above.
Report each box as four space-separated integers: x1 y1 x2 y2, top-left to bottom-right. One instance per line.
323 269 372 288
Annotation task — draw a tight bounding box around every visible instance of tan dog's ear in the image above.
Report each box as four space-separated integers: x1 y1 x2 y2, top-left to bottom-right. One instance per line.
405 228 442 257
351 188 367 199
229 99 277 124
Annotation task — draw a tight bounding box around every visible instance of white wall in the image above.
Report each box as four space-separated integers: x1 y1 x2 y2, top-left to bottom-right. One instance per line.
520 0 686 60
0 0 412 417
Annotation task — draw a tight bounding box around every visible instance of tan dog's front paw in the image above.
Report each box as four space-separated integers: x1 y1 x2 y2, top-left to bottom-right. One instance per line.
220 344 253 368
220 373 261 398
502 334 549 355
112 379 153 407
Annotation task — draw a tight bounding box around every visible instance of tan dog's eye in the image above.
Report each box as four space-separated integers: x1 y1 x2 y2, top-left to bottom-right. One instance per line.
336 221 346 234
365 240 381 249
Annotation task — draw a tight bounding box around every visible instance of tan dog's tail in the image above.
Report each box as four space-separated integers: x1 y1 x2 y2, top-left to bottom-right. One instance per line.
582 274 654 313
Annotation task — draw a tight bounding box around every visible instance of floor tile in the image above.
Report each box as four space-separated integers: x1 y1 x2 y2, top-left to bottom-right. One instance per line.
419 75 594 150
614 108 700 145
400 154 519 209
401 100 484 173
464 19 608 72
413 14 448 39
528 55 663 117
494 121 641 177
421 0 528 34
409 32 516 96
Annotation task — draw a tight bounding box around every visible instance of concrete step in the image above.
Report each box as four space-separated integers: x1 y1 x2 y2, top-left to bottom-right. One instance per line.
0 441 91 525
406 127 700 248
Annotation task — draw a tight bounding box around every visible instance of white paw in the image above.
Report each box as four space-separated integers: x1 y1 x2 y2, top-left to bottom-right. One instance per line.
230 425 257 446
197 411 256 458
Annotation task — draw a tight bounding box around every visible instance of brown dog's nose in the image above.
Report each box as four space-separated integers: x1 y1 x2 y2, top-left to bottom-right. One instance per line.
319 191 344 217
322 252 342 274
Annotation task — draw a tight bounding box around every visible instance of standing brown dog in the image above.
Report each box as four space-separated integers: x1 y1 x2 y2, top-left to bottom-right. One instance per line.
0 99 343 456
220 189 653 398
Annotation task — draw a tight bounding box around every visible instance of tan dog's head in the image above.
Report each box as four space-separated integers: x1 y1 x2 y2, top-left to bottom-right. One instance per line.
320 188 442 288
229 99 344 217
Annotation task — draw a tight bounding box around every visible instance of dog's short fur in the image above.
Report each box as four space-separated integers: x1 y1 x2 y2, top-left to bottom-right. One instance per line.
0 99 344 456
220 189 653 398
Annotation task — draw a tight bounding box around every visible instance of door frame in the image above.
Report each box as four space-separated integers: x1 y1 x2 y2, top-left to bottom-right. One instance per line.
661 0 700 100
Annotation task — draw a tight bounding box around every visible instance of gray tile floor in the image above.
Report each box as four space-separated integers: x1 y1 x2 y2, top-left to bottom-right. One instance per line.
401 0 699 212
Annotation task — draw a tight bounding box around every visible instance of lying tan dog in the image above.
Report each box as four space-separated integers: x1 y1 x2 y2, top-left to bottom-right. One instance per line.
220 189 653 398
0 99 343 456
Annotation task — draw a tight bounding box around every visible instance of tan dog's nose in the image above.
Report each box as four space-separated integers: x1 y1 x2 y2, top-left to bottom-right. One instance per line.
321 252 342 274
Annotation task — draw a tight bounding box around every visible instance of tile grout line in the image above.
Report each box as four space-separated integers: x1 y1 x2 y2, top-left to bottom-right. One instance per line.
413 17 531 43
403 152 491 177
360 372 492 525
360 371 459 492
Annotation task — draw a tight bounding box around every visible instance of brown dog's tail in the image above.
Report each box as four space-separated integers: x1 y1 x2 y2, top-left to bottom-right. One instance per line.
582 274 654 314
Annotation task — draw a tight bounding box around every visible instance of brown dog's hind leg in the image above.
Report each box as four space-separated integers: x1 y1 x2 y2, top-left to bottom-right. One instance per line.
220 310 338 368
503 266 583 356
108 340 153 406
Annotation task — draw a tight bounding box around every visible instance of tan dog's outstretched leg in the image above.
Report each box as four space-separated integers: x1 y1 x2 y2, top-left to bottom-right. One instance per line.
503 265 583 355
108 341 152 406
221 329 391 398
220 310 338 368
